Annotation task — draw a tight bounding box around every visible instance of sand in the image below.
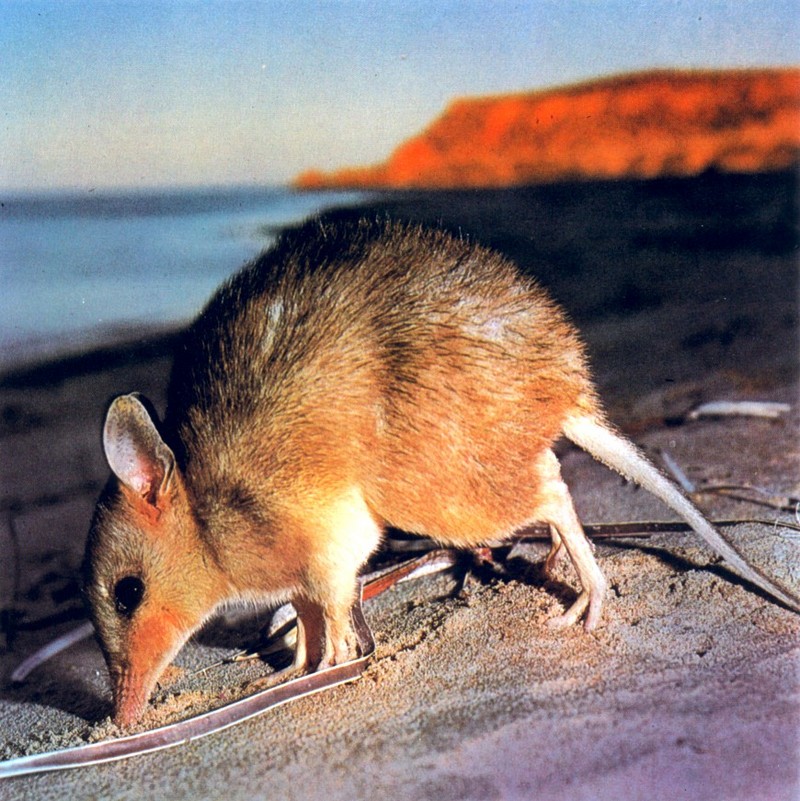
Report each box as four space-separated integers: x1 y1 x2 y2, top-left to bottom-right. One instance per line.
0 173 798 800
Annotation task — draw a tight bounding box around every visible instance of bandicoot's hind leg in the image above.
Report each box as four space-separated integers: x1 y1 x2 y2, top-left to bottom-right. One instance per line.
536 450 607 630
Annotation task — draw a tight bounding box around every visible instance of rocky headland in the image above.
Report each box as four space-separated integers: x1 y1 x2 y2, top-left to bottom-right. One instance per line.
296 68 800 189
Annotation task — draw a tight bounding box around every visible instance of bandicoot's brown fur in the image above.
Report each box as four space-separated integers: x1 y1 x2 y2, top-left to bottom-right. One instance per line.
83 217 799 727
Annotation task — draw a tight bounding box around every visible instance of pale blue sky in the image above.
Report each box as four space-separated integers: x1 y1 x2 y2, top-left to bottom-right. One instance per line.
3 0 798 191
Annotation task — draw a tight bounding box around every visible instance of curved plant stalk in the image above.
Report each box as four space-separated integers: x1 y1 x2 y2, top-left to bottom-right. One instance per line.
10 621 95 684
0 551 454 780
0 586 374 780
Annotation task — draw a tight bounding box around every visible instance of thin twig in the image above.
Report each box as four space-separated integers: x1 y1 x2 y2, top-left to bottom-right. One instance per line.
687 400 791 420
691 484 799 512
660 450 696 492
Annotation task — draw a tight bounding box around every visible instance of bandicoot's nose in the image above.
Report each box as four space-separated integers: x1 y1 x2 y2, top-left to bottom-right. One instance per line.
113 698 145 728
112 672 149 728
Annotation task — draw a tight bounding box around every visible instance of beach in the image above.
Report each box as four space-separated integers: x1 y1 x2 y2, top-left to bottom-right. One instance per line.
1 171 798 800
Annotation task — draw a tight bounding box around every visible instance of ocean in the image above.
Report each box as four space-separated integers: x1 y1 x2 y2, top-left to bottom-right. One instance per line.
0 186 364 368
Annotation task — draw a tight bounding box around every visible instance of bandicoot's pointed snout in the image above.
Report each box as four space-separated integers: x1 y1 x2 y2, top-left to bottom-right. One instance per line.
104 611 200 727
111 669 153 728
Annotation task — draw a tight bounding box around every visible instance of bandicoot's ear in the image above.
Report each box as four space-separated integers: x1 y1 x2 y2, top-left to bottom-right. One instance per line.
103 394 175 506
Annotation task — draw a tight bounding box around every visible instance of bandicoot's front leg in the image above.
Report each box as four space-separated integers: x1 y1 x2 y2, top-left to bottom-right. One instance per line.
291 488 380 670
293 596 357 671
241 597 355 691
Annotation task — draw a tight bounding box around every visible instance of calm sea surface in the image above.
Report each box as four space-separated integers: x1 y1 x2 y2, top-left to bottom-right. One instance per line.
0 187 364 367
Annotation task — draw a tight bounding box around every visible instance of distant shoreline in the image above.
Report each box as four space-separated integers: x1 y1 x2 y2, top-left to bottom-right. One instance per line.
0 325 183 389
0 187 369 375
3 170 796 403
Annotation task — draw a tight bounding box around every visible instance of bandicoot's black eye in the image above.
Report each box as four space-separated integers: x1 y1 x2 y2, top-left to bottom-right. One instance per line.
114 576 144 616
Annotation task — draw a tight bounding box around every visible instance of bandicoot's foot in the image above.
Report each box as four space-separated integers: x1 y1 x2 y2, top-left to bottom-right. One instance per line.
318 628 359 670
546 585 604 631
243 664 305 694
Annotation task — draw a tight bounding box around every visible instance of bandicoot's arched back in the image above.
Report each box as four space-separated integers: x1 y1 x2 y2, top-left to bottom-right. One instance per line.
83 217 800 727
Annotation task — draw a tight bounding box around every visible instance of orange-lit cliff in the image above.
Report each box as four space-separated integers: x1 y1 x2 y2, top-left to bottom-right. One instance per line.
295 69 800 190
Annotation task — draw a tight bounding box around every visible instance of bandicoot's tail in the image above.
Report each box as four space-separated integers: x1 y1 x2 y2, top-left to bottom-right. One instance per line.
563 414 800 614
